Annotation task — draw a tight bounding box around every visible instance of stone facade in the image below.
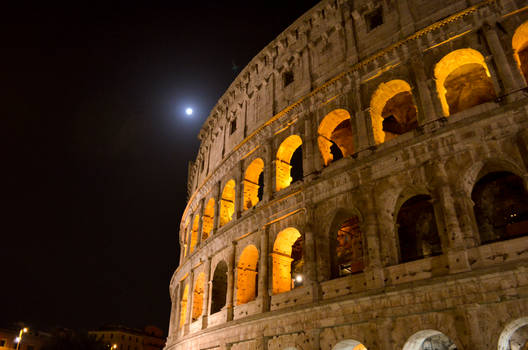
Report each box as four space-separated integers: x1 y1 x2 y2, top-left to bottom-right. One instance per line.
165 0 528 349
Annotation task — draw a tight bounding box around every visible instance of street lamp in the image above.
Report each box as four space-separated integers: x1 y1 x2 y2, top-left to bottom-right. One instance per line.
111 344 117 350
15 328 28 350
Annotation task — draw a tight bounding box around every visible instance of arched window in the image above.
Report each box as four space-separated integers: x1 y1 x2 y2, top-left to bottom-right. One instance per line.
318 109 355 166
434 48 496 116
179 284 189 329
370 80 418 144
272 227 303 294
276 135 303 191
498 317 528 350
397 195 442 263
513 21 528 83
236 245 259 305
202 198 215 240
243 158 265 210
210 260 228 314
332 340 368 350
219 179 236 227
331 216 364 278
472 171 528 244
190 214 200 254
192 273 205 322
402 330 457 350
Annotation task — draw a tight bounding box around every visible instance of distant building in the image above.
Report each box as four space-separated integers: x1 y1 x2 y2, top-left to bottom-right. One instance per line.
0 327 50 350
89 325 164 350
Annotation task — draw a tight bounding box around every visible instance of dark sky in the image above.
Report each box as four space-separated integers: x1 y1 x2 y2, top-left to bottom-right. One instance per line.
1 0 320 333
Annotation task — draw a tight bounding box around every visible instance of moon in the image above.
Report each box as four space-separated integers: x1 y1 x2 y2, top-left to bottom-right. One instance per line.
186 108 193 116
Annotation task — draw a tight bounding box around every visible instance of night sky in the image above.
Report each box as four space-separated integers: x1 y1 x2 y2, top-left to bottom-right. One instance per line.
2 1 321 333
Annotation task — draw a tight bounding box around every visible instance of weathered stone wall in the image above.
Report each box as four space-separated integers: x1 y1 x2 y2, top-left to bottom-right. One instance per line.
166 0 528 349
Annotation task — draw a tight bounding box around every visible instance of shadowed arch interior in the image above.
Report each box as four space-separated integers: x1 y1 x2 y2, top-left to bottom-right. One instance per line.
202 198 215 240
402 330 457 350
272 227 303 294
498 317 528 350
434 48 496 116
513 20 528 83
331 215 364 279
179 284 189 329
219 179 236 227
236 245 259 305
210 260 228 314
190 214 200 253
243 158 265 210
276 135 303 191
318 109 355 166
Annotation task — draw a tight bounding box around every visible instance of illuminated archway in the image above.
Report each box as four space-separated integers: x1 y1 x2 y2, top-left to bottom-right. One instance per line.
498 317 528 350
318 109 354 166
402 330 456 350
276 135 303 191
192 272 205 322
190 214 200 254
331 216 364 278
370 80 417 144
434 48 496 116
179 284 189 328
272 227 303 294
513 21 528 83
243 158 264 210
202 198 215 240
236 245 259 305
219 179 236 227
211 260 228 314
333 340 367 350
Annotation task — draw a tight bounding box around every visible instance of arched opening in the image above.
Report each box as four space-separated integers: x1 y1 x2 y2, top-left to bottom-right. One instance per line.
498 317 528 350
318 109 355 166
434 48 496 116
202 198 215 240
397 195 442 263
513 21 528 83
276 135 303 191
272 227 303 294
370 80 418 144
403 330 457 350
236 245 259 305
219 179 236 227
333 339 368 350
179 284 189 329
331 216 364 278
192 272 205 322
472 172 528 244
243 158 265 210
190 214 200 254
210 260 228 314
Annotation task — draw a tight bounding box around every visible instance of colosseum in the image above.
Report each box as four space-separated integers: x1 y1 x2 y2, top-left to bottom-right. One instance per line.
165 0 528 349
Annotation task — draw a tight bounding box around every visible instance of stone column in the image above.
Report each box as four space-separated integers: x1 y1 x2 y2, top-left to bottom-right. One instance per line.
303 113 317 177
258 227 270 312
226 241 237 321
409 47 440 125
235 162 243 219
213 182 222 234
185 222 192 257
179 239 185 265
197 198 205 247
174 282 183 338
184 270 194 334
263 139 274 202
350 72 375 154
362 188 385 289
483 22 525 101
202 257 212 329
167 284 179 342
303 221 320 302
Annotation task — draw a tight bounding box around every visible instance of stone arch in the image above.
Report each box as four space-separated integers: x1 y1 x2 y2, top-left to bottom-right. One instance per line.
434 48 496 116
332 339 368 350
192 272 205 322
243 158 265 210
396 194 442 263
219 179 236 227
179 284 189 329
272 227 303 294
190 214 200 254
276 135 303 191
472 171 528 244
210 260 228 314
328 209 365 279
318 109 355 166
369 79 418 144
498 317 528 350
202 198 215 240
236 245 259 305
513 21 528 83
402 330 458 350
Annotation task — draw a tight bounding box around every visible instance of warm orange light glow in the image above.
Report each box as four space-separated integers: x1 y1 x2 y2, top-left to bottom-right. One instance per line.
272 227 301 294
317 109 354 166
236 245 259 305
370 80 413 144
192 273 205 321
202 198 215 240
434 48 492 116
219 180 236 227
243 158 264 210
179 284 189 328
276 135 302 191
513 21 528 82
189 214 200 253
